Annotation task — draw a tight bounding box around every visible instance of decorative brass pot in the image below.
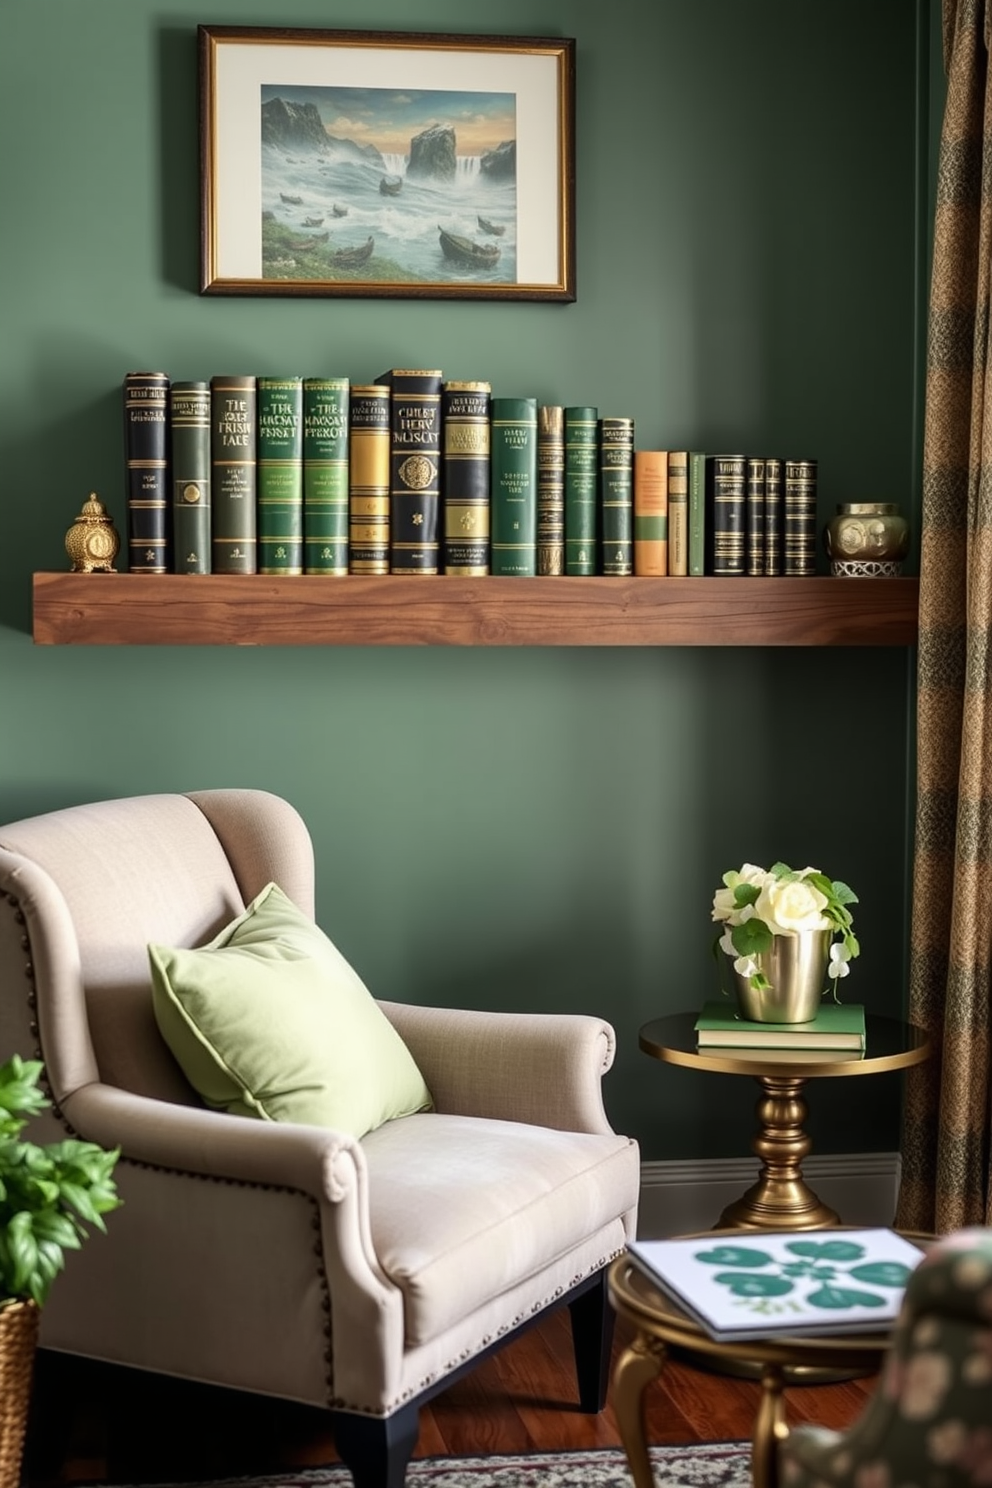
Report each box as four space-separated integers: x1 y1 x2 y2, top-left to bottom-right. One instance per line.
733 928 832 1023
65 492 120 573
824 502 909 577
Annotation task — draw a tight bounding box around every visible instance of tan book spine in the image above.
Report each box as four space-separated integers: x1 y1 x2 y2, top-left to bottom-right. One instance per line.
348 385 391 575
634 451 668 576
668 450 688 576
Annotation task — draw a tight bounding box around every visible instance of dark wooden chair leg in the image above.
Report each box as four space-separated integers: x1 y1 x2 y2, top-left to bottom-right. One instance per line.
568 1268 616 1412
330 1402 420 1488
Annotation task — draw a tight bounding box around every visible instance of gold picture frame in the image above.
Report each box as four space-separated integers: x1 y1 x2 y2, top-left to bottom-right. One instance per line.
199 25 576 301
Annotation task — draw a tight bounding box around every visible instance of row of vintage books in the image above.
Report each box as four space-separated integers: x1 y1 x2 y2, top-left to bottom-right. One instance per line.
123 370 819 578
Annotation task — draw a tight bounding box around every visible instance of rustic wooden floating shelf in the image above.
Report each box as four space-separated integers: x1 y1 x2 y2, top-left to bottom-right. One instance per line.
31 572 921 648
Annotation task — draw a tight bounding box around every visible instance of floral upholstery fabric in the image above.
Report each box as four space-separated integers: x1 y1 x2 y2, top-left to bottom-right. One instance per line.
779 1228 992 1487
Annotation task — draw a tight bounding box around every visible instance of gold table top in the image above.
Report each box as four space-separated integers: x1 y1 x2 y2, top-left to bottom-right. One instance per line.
638 1010 930 1079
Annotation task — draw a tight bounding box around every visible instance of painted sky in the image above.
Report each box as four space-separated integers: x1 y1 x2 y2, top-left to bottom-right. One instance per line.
261 84 515 156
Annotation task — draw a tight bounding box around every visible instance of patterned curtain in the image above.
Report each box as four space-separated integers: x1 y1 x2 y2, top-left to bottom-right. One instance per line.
896 0 992 1234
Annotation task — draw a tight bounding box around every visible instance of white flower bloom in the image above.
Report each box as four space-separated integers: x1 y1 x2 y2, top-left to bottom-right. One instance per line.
719 929 737 957
711 887 737 922
828 943 852 978
755 876 830 935
733 955 759 978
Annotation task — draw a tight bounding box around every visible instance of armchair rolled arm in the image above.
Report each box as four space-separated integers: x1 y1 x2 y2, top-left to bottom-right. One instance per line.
62 1081 362 1201
377 1002 618 1133
62 1082 405 1370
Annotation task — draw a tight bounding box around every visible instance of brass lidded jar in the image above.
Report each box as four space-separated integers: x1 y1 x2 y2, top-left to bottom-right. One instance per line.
824 502 909 577
65 493 120 573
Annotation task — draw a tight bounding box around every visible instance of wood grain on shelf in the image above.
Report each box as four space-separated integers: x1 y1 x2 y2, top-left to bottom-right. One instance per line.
32 572 920 647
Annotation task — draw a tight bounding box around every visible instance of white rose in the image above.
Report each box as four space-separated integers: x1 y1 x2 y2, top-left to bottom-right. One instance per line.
711 887 737 922
755 876 830 935
712 865 770 923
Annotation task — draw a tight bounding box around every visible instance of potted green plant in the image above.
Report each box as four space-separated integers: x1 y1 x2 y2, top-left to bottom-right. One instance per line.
0 1054 121 1488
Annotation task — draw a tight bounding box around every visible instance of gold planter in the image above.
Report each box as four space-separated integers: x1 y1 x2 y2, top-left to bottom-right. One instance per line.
0 1300 39 1488
733 928 832 1023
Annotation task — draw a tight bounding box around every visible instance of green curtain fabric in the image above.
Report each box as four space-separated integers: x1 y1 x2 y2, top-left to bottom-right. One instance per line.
896 0 992 1233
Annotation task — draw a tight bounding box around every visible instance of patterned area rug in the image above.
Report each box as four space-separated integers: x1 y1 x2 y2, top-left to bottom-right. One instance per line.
129 1444 752 1488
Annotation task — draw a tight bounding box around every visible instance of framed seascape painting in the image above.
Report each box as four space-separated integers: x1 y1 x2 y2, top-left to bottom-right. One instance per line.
199 25 576 301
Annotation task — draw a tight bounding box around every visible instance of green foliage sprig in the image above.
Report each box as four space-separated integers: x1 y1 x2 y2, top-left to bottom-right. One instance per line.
0 1055 121 1307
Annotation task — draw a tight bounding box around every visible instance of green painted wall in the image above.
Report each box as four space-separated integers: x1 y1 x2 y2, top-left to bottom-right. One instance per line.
0 0 924 1161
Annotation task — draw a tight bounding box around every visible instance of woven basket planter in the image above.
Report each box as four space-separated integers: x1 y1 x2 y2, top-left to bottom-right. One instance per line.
0 1300 40 1488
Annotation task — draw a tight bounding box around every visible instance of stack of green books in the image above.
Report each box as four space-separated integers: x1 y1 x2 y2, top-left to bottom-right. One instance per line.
694 1000 866 1051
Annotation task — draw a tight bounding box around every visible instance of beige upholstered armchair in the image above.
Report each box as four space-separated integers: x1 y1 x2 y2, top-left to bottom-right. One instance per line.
0 790 639 1488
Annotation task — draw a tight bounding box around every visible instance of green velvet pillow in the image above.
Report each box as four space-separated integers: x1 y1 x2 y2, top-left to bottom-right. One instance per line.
148 882 432 1138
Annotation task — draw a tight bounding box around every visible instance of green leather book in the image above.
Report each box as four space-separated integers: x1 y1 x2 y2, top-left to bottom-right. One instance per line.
169 381 211 575
303 378 349 575
210 376 257 574
442 380 491 575
599 416 634 576
378 368 443 574
564 407 598 575
257 377 304 575
688 451 707 576
490 397 538 576
694 1000 865 1050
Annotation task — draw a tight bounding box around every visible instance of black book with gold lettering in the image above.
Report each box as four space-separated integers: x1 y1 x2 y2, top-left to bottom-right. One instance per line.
764 457 783 576
442 380 491 575
170 381 211 575
784 458 818 575
378 368 443 574
123 371 170 573
745 456 766 577
705 455 746 575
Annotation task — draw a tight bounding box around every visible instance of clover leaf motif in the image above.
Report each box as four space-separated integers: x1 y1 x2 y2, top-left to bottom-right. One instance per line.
692 1239 912 1317
712 1271 794 1299
695 1246 774 1269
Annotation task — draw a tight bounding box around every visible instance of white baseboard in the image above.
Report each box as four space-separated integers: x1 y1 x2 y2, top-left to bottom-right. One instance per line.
637 1151 902 1238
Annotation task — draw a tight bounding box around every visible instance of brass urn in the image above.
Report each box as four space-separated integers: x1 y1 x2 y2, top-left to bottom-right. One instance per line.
65 493 121 573
824 502 909 577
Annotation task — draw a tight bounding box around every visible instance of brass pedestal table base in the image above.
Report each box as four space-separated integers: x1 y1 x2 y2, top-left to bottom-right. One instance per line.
638 1011 931 1231
608 1255 894 1488
717 1074 839 1231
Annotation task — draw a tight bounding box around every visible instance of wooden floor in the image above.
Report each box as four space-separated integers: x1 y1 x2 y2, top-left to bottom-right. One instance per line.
23 1308 876 1485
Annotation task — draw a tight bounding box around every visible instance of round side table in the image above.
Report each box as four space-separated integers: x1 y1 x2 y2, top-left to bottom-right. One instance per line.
608 1239 926 1488
639 1012 930 1230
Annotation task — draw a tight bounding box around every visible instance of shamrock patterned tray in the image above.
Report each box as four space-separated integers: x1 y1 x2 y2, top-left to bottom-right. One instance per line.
627 1228 925 1340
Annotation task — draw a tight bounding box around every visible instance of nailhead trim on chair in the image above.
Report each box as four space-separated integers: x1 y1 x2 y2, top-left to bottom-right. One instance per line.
5 888 338 1404
328 1244 628 1416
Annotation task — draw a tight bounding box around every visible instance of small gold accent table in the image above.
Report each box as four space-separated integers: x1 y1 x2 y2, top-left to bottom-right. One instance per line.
608 1238 924 1488
639 1012 930 1230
